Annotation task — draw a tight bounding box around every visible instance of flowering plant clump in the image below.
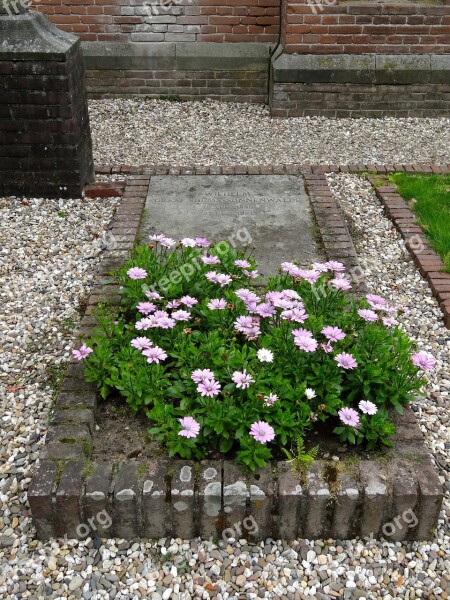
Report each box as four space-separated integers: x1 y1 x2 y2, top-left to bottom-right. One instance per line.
76 235 435 470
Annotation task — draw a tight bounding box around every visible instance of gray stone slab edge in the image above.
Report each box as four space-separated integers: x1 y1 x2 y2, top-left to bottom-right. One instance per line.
27 169 444 542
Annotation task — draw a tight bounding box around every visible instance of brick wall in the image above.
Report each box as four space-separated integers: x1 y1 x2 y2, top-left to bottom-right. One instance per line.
282 0 450 54
30 0 280 43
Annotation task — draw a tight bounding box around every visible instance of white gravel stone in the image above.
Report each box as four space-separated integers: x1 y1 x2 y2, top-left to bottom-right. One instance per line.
89 99 450 167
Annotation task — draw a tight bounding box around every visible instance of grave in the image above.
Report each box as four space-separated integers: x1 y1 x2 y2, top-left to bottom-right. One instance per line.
142 175 323 276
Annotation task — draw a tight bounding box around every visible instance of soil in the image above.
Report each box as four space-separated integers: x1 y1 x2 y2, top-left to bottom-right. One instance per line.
92 394 384 463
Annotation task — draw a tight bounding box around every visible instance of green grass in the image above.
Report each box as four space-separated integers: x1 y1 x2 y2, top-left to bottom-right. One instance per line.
388 173 450 272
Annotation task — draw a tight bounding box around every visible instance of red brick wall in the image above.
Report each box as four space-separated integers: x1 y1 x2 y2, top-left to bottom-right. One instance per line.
283 0 450 54
30 0 280 43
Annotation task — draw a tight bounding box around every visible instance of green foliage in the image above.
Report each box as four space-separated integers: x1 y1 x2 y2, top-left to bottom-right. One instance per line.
79 237 430 470
389 172 450 272
282 437 319 472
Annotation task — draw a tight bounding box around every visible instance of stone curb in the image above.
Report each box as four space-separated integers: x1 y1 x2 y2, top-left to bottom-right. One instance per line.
94 164 450 176
28 170 443 541
371 177 450 330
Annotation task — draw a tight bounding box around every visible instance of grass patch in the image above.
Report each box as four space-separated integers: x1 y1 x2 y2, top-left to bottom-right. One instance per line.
388 172 450 272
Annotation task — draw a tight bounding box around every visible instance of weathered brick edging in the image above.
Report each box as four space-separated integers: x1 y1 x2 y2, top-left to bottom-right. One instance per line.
28 169 444 541
371 178 450 330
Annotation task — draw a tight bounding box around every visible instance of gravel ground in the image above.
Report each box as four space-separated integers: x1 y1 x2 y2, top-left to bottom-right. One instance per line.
89 99 450 167
1 174 450 599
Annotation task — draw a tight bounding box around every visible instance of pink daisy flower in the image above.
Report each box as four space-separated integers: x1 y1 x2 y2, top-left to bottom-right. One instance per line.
172 310 191 321
149 234 167 243
294 336 318 352
232 370 255 389
263 394 278 407
236 288 260 303
358 309 378 322
302 270 321 284
201 255 221 265
331 276 352 291
281 307 308 323
412 351 436 371
191 368 215 383
359 400 378 415
195 237 211 248
131 337 153 350
249 421 275 444
292 328 313 339
197 379 221 397
207 298 227 310
180 237 196 247
135 317 156 331
234 259 251 268
72 344 93 360
325 261 346 272
180 295 198 307
156 315 176 329
145 290 163 300
136 302 156 315
159 237 176 248
312 262 329 273
166 300 181 309
205 271 219 283
243 269 259 279
142 346 167 364
256 302 276 318
382 316 398 328
366 294 387 308
178 416 200 439
235 315 256 331
338 407 360 427
216 274 233 287
321 342 333 354
281 262 299 276
321 326 346 342
283 289 302 300
335 352 358 370
127 267 147 280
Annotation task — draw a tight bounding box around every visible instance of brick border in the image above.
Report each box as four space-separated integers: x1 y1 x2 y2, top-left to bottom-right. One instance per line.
28 167 444 541
371 177 450 329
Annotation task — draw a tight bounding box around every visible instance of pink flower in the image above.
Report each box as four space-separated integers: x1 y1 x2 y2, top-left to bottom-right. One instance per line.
142 346 167 364
382 317 398 328
243 269 259 278
292 327 313 339
72 344 93 360
234 259 251 268
283 289 302 300
181 237 196 247
195 237 211 248
302 270 321 284
156 315 176 329
159 237 176 248
216 274 232 287
256 302 276 318
149 234 166 243
359 400 378 415
178 416 200 439
358 309 378 322
208 298 227 310
232 370 255 389
331 276 352 291
312 262 329 273
321 326 346 342
281 307 308 323
131 337 153 350
325 261 346 272
127 267 147 280
235 315 256 331
191 368 215 383
249 421 275 444
294 335 318 352
137 302 156 315
205 271 219 283
321 342 333 354
236 288 260 303
180 295 198 307
166 300 181 309
335 352 358 370
172 310 191 321
135 317 156 330
338 407 360 427
145 290 163 300
197 379 221 397
263 394 278 407
281 262 299 276
272 297 295 309
412 351 436 371
201 255 221 265
366 294 387 309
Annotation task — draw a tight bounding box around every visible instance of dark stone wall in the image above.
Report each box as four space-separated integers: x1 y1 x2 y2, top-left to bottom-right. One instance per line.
0 12 94 198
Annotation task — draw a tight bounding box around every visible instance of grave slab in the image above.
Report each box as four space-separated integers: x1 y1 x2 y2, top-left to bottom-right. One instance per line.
142 175 322 277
